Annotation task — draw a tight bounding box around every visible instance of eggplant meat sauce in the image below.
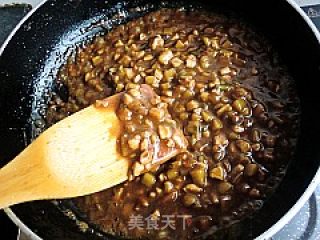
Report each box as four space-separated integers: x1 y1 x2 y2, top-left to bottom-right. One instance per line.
46 9 300 240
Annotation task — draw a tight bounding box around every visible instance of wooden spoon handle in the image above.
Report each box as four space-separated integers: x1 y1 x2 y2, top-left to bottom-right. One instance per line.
0 143 61 209
0 94 126 209
0 87 187 209
0 131 131 209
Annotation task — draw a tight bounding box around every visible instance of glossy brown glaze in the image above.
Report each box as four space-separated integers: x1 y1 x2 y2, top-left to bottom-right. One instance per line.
47 8 300 240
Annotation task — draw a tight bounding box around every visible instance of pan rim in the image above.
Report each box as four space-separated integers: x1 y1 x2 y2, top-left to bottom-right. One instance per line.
1 0 50 239
0 0 48 56
0 0 320 239
255 0 320 237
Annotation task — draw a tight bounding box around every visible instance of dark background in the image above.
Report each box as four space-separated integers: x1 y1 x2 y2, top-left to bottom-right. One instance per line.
0 211 17 239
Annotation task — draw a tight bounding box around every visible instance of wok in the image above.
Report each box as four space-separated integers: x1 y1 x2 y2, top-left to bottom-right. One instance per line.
0 0 320 239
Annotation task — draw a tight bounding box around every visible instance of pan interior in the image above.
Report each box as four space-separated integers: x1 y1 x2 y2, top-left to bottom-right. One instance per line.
0 0 319 239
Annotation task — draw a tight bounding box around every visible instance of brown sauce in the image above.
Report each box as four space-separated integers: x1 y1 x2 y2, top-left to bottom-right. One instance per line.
47 8 300 240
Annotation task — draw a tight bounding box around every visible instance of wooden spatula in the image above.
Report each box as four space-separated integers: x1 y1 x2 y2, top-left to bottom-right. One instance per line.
0 85 186 209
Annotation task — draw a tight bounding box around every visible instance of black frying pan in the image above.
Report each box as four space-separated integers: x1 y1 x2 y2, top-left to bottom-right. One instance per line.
0 0 320 239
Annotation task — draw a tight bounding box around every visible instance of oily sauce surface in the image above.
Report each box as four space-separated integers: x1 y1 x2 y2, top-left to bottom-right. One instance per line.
47 9 300 240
